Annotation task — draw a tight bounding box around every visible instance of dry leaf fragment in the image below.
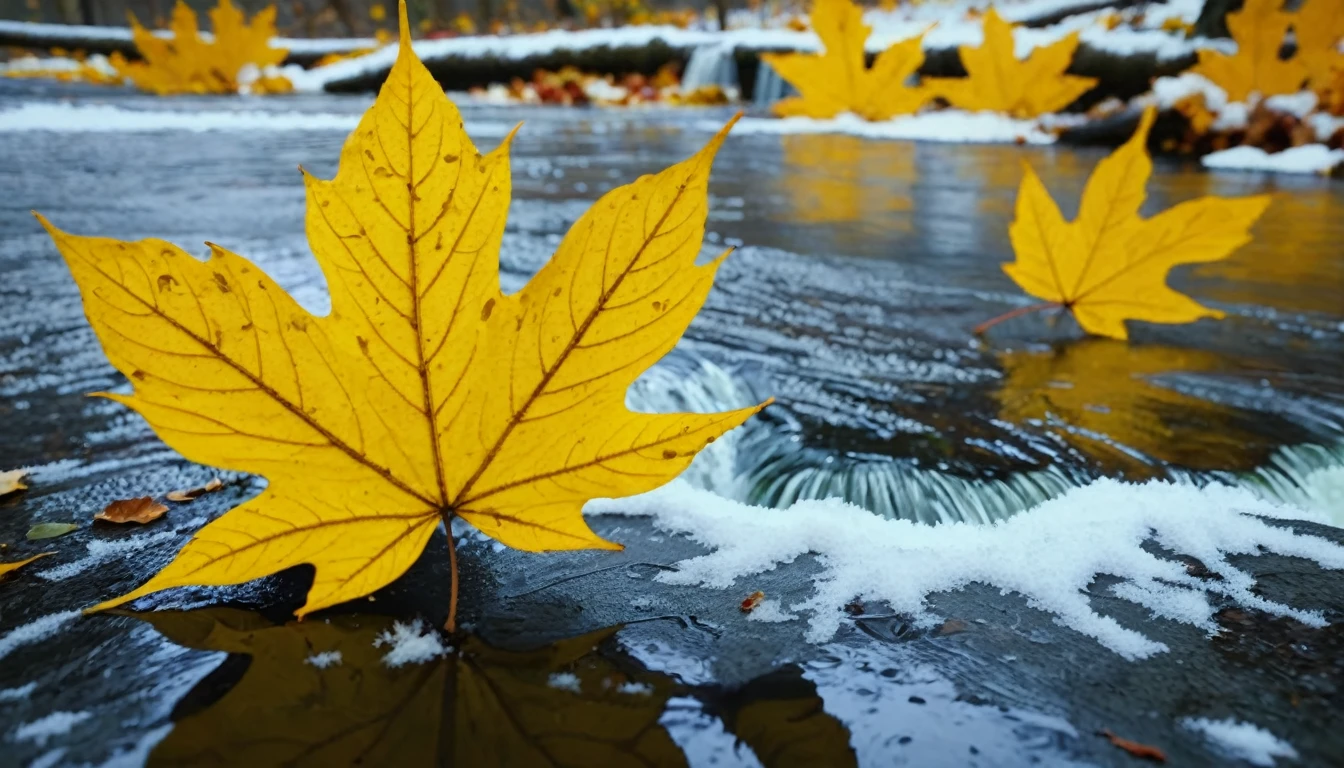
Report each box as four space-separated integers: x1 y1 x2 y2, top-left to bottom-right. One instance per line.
27 523 78 540
1191 0 1307 102
166 478 223 503
0 552 54 580
0 469 29 497
925 8 1097 118
990 107 1271 340
96 497 170 525
1100 729 1167 762
740 590 766 613
762 0 934 121
43 2 767 622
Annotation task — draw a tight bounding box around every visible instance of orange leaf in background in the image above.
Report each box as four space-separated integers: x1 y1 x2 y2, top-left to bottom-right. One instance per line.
762 0 934 121
166 478 224 503
1294 0 1344 91
1100 729 1167 762
924 7 1097 118
996 107 1271 340
96 497 170 525
0 553 54 581
1190 0 1307 102
0 469 28 497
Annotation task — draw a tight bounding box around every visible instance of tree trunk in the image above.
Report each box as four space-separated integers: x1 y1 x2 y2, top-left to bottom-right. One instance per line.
432 0 456 25
478 0 493 30
327 0 360 35
713 0 729 31
1193 0 1242 38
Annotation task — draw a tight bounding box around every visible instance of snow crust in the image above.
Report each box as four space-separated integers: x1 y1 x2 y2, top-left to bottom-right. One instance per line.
13 711 91 746
547 672 582 693
0 682 37 702
305 651 342 669
747 599 799 623
588 479 1344 659
1203 144 1344 175
373 620 448 667
726 111 1059 144
0 611 81 663
1183 718 1299 766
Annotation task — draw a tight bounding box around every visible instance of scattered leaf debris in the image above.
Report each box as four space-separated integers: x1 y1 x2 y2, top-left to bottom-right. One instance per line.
166 478 223 503
1100 729 1167 762
0 552 54 580
740 590 766 613
96 497 169 525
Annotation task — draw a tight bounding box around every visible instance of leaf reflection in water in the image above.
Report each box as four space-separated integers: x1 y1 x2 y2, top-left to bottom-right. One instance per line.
775 134 914 234
131 609 857 767
996 340 1281 474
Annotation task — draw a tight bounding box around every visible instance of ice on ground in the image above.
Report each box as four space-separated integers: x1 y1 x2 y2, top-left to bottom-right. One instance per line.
547 672 582 693
0 611 81 662
13 711 91 746
373 620 448 667
305 651 343 669
1203 144 1344 175
38 531 180 582
1183 718 1299 766
614 681 653 696
0 682 37 703
725 111 1059 144
747 599 799 623
588 479 1344 659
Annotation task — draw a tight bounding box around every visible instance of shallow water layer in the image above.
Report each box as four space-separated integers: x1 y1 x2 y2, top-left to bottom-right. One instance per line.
2 84 1341 524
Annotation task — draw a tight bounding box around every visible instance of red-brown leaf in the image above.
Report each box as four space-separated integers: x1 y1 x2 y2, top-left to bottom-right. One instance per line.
1100 729 1167 762
95 497 169 525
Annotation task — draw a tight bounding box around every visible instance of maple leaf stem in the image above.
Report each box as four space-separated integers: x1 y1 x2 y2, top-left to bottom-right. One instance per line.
445 530 460 633
973 302 1063 335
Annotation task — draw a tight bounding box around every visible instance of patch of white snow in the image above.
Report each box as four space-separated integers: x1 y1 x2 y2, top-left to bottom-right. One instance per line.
547 672 582 693
747 599 799 623
0 611 82 663
1262 91 1318 118
305 651 343 669
1183 718 1299 766
725 110 1058 144
0 682 37 703
588 479 1344 659
13 711 91 746
373 620 448 667
1203 144 1344 175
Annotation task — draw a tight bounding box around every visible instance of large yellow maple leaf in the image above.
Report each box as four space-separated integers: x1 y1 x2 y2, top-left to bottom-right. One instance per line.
41 5 765 621
114 0 288 95
924 7 1097 118
761 0 933 121
1294 0 1344 91
1191 0 1307 102
993 106 1271 341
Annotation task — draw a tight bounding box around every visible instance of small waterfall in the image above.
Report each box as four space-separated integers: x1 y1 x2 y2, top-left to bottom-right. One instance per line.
752 59 797 108
628 356 1344 527
681 43 740 97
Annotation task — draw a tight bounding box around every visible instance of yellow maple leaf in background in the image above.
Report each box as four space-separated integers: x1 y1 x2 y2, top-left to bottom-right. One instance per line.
115 0 288 95
1190 0 1307 102
996 107 1271 340
1294 0 1344 91
762 0 934 121
43 4 765 622
924 7 1097 118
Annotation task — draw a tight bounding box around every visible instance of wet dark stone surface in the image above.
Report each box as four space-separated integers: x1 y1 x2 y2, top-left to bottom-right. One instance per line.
1 84 1343 766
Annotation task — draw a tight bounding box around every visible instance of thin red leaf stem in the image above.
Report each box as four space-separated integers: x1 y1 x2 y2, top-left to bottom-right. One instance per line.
445 532 459 633
974 302 1063 335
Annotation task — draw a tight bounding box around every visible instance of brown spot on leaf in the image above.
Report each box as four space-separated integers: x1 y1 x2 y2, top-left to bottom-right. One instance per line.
481 298 496 321
157 275 178 293
96 496 168 525
661 449 677 459
212 272 231 293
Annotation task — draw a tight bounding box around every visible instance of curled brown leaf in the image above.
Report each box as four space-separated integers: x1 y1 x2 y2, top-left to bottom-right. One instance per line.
166 478 223 503
740 590 766 613
1100 729 1167 762
96 497 169 525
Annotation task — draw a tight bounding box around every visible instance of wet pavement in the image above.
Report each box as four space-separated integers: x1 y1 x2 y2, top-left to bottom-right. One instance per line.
1 81 1343 766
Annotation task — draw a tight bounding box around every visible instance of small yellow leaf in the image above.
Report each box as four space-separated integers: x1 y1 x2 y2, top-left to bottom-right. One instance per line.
1191 0 1307 101
0 552 54 580
1294 0 1344 91
95 497 170 525
114 0 289 95
999 106 1271 340
0 469 28 497
762 0 934 121
925 7 1097 118
370 3 387 21
45 2 766 619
